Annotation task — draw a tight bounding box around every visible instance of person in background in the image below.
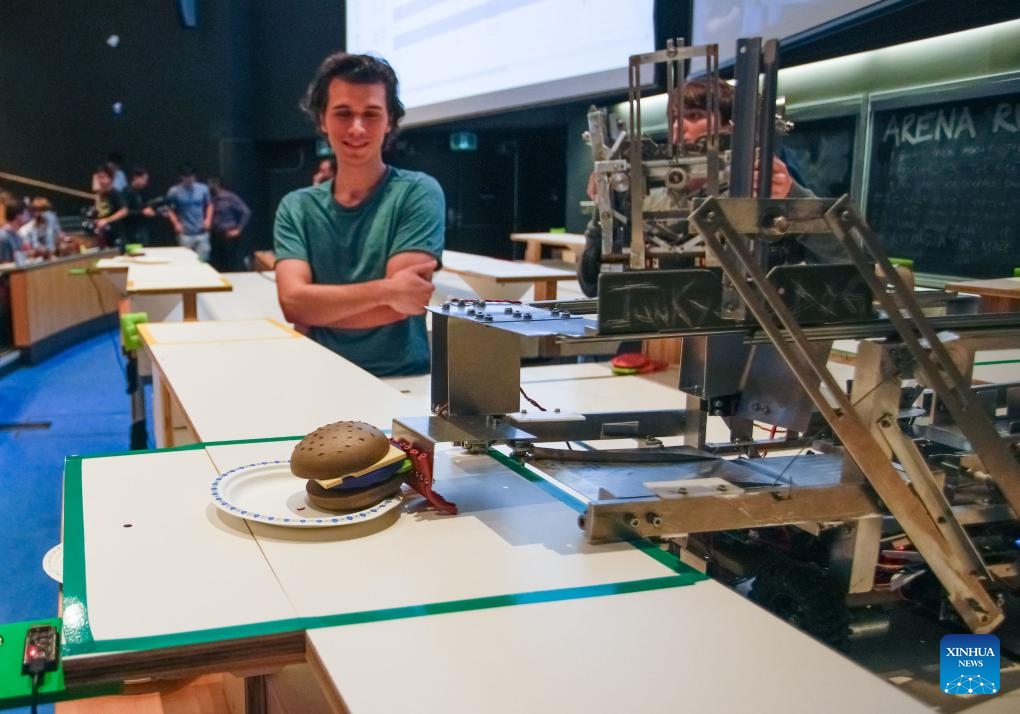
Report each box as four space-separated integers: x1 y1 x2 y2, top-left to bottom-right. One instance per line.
92 165 128 249
122 167 157 247
274 52 445 377
580 77 846 296
91 152 127 193
18 197 62 257
312 156 337 185
165 164 212 261
106 152 127 191
208 177 252 272
1 193 31 263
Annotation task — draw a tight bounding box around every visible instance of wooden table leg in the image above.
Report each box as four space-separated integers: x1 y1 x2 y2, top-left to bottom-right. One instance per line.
523 240 542 263
533 280 557 301
245 675 267 714
182 294 198 321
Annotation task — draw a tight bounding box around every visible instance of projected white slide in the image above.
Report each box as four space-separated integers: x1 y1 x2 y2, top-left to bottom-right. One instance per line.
347 0 655 126
693 0 882 67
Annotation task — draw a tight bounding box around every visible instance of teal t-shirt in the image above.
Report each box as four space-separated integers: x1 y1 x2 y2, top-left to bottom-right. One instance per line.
273 166 445 376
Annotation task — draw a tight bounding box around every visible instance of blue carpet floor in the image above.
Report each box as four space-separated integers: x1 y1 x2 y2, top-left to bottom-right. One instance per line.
1 330 141 713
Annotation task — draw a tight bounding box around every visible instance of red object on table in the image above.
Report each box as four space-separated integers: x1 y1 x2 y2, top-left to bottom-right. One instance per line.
392 438 458 515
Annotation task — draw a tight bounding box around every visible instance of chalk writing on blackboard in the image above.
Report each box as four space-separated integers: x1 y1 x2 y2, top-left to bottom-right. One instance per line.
866 93 1020 278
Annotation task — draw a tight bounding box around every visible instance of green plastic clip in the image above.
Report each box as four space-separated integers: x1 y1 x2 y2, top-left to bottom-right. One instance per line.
120 312 149 352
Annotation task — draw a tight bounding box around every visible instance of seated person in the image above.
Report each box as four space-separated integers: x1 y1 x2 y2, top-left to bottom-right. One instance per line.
273 52 445 377
18 197 62 258
1 193 31 263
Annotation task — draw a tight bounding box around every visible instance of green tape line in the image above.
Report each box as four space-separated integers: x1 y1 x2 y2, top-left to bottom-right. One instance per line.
487 448 705 577
60 438 704 659
1014 268 1020 277
888 257 914 268
61 457 92 654
0 617 120 708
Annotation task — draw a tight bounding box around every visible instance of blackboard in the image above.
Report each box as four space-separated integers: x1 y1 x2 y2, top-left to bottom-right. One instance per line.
782 115 856 199
866 91 1020 278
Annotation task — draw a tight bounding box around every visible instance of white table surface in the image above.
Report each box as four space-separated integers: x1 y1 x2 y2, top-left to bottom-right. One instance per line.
198 271 291 323
308 583 928 714
139 317 298 345
205 441 672 618
75 448 297 641
145 334 421 441
441 249 580 301
70 440 926 714
442 250 577 280
96 247 231 293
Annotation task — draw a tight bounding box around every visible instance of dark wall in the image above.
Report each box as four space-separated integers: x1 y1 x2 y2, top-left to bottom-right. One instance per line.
0 1 343 251
0 2 256 217
386 129 567 259
4 1 1014 260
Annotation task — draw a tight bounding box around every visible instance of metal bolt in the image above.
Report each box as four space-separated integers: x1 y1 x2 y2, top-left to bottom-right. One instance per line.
675 487 688 495
879 418 893 428
561 311 571 318
441 302 451 311
483 314 494 322
523 313 533 320
646 513 662 528
551 307 560 315
706 211 717 221
624 513 640 528
504 306 514 314
477 300 486 309
716 484 728 492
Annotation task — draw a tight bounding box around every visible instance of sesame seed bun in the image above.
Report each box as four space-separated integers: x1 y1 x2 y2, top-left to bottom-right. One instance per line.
290 421 390 480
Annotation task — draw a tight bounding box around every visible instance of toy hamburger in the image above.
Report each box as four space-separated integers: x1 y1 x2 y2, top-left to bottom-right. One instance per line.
290 421 408 512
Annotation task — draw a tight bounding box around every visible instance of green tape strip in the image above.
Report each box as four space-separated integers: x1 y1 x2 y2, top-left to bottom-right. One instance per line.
974 358 1020 366
487 448 704 578
0 617 120 708
60 437 704 661
61 456 92 654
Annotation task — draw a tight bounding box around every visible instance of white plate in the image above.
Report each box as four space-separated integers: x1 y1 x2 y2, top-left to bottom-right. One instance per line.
210 460 402 528
42 543 63 583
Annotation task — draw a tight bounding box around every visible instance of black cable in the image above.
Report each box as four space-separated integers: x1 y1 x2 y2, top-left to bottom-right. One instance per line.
86 271 126 378
30 671 41 714
519 386 548 412
769 373 900 490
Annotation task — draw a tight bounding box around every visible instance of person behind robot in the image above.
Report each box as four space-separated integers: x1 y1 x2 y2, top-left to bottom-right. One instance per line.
579 77 847 297
273 52 445 377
